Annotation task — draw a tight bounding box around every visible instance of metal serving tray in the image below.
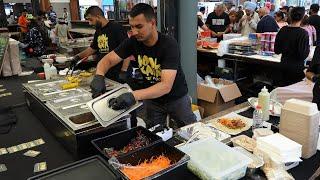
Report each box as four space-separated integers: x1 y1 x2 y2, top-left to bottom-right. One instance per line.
87 84 142 127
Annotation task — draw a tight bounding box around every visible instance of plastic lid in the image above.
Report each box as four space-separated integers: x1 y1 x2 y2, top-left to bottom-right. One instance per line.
261 86 268 93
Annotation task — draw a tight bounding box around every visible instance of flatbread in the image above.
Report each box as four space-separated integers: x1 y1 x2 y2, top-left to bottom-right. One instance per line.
208 112 253 135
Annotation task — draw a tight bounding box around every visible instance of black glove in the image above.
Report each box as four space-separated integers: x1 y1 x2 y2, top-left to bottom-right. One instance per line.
90 75 106 98
312 74 320 83
118 70 128 83
108 92 136 110
70 55 81 68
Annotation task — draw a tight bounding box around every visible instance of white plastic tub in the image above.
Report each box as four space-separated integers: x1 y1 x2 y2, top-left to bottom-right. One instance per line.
179 138 252 180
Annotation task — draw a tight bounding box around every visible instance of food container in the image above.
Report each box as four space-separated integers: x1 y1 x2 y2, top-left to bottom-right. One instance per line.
252 128 274 140
110 141 190 180
179 138 251 180
27 155 121 180
231 135 257 152
92 126 162 159
233 146 264 176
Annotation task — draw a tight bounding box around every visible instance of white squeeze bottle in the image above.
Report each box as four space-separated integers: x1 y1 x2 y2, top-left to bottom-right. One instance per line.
43 62 51 80
258 86 270 121
49 65 57 79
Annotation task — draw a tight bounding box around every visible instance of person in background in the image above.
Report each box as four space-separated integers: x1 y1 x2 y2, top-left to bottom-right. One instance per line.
238 2 259 36
227 10 240 33
91 3 196 129
274 7 310 86
237 5 244 18
72 6 131 84
257 7 279 33
7 12 15 25
308 4 320 45
62 8 70 24
197 7 206 22
306 46 320 109
269 4 276 17
22 19 46 57
47 6 57 25
55 18 73 46
225 2 235 14
18 9 29 36
280 5 289 22
205 4 230 41
301 15 316 46
275 11 288 29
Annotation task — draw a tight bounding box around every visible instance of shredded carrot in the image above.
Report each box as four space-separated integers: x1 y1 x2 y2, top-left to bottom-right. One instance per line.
121 155 171 180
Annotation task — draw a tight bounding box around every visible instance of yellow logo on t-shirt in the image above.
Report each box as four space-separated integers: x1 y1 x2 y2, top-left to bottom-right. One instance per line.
97 34 109 52
138 55 161 82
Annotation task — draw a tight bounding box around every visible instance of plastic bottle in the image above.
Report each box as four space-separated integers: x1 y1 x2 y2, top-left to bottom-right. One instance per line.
43 62 50 80
258 86 270 121
252 105 263 130
49 65 57 80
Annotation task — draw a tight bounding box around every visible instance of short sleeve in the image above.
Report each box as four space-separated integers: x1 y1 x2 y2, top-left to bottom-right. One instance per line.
161 37 180 70
90 32 99 50
114 38 135 59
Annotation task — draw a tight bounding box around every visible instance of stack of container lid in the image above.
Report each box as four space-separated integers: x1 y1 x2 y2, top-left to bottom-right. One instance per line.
256 133 302 163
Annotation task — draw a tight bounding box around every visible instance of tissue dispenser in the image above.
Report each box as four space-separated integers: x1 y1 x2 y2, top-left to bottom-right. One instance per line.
280 99 319 159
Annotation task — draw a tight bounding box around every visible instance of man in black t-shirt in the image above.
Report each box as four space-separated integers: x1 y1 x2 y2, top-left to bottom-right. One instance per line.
205 4 230 41
308 4 320 46
90 3 196 128
71 6 131 82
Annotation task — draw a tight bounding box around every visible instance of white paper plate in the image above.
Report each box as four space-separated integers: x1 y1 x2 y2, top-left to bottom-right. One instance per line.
248 97 283 117
208 112 253 135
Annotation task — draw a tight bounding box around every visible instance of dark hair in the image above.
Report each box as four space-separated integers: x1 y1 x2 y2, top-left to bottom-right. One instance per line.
84 6 104 18
290 7 305 22
129 3 155 21
301 15 309 26
275 11 285 20
200 7 205 12
28 19 39 29
22 9 27 13
310 4 319 13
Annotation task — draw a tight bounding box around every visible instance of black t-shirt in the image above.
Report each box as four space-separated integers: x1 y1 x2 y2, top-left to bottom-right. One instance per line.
308 15 320 45
205 12 230 33
114 32 188 102
274 26 310 86
91 21 128 81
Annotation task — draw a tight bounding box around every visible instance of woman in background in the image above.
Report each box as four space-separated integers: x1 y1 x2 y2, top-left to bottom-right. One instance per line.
274 11 288 29
274 7 310 86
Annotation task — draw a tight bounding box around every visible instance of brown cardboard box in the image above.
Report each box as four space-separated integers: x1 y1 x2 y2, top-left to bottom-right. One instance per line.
197 78 242 117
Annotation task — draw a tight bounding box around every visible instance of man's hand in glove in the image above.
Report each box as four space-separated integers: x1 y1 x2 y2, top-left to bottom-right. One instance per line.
108 92 136 110
70 55 82 68
90 75 106 98
118 70 128 83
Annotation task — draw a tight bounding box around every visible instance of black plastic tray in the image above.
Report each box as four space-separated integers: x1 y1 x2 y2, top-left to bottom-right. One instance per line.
91 126 162 159
27 155 121 180
114 141 190 180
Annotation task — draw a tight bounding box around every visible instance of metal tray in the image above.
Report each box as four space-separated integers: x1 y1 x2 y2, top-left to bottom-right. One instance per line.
57 103 91 117
47 93 92 108
27 155 121 180
87 84 142 127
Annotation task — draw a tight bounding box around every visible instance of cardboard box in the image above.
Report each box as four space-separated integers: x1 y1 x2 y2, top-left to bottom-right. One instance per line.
197 78 242 117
